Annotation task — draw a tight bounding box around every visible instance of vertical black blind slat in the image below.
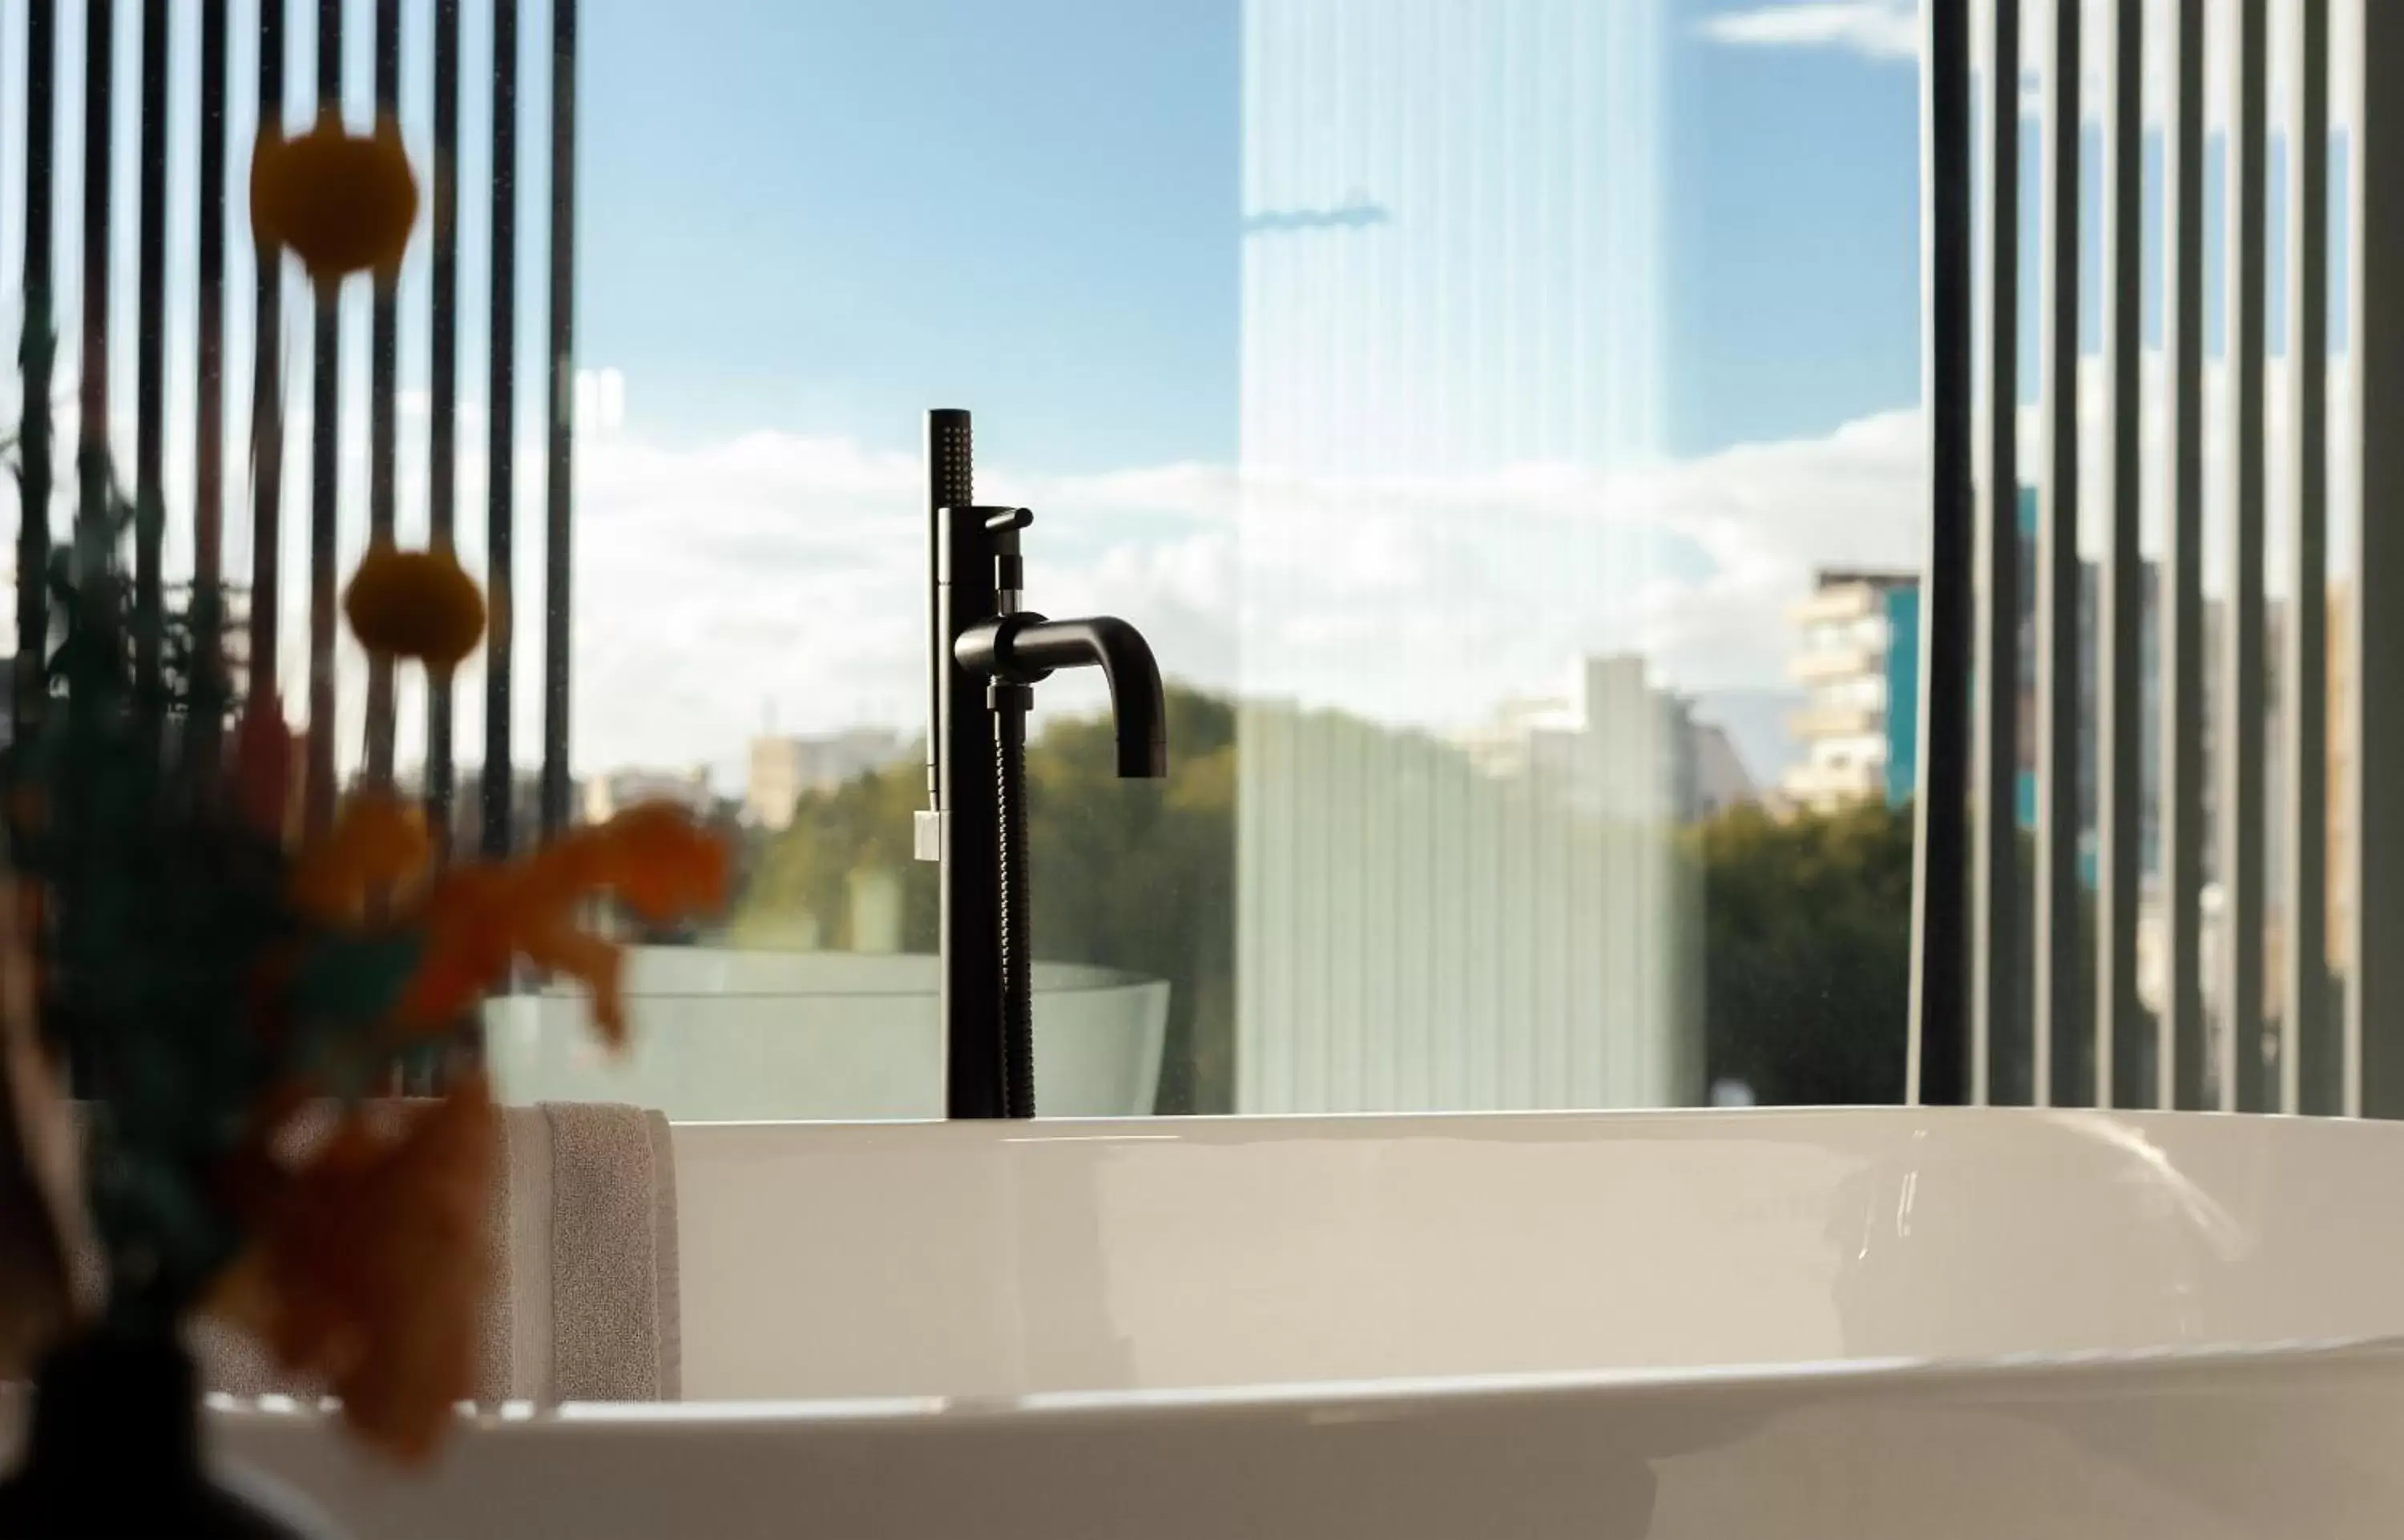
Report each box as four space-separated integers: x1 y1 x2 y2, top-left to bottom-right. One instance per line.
540 0 575 837
249 0 286 707
426 0 459 848
1974 0 2024 1106
1908 0 1974 1107
196 0 228 610
133 0 166 703
2097 0 2145 1107
2285 0 2333 1113
2352 0 2404 1115
2034 0 2081 1107
18 0 56 731
2164 0 2208 1109
78 1 111 491
365 0 399 786
304 0 341 832
483 0 517 858
2222 0 2270 1112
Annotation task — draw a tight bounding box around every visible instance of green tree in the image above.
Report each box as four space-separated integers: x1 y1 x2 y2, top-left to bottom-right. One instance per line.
1687 800 1915 1105
735 685 1239 1112
1022 688 1236 1112
733 758 936 953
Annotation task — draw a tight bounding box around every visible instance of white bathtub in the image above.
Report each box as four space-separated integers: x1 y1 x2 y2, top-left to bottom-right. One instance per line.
203 1108 2404 1535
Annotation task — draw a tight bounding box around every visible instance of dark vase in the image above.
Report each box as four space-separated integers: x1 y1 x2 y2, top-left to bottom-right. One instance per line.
0 1332 334 1539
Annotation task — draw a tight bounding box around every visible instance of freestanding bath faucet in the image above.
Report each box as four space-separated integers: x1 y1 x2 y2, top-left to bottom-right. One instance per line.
917 409 1168 1119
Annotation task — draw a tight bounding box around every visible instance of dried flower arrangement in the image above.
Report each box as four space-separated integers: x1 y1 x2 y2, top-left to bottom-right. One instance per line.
0 112 729 1470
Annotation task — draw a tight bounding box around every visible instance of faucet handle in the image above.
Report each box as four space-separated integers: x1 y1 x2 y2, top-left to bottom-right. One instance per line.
986 507 1035 603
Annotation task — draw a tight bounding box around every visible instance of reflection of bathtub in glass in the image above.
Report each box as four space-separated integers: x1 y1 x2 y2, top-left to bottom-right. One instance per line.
482 948 1168 1119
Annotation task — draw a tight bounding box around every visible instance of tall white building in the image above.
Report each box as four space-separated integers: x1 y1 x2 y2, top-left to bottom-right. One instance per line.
1235 0 1688 1114
1781 570 1920 813
582 766 716 827
744 728 911 831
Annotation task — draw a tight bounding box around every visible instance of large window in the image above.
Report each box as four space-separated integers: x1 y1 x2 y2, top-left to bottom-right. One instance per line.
0 0 1929 1119
487 0 1929 1118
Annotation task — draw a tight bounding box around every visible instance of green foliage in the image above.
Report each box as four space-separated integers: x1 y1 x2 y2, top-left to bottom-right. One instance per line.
736 685 1239 1112
747 693 1945 1116
735 756 935 953
1685 800 1915 1106
1023 688 1236 1113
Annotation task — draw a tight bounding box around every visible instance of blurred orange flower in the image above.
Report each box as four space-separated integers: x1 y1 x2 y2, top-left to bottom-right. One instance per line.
551 801 736 929
343 542 486 672
251 111 419 281
397 802 729 1046
213 1075 496 1463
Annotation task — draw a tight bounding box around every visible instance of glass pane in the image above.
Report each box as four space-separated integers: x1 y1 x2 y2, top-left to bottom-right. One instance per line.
485 0 1930 1118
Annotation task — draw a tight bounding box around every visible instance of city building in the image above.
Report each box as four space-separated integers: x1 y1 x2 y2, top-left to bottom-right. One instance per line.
1458 654 1754 824
1690 722 1757 820
583 766 717 827
1780 490 2095 833
1781 570 1922 812
1777 507 2354 1096
744 728 912 831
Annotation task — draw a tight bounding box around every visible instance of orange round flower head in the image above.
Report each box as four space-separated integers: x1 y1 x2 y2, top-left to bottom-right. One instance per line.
344 542 486 671
252 110 419 281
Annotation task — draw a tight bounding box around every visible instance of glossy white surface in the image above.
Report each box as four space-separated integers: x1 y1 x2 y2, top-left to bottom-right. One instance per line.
210 1108 2404 1535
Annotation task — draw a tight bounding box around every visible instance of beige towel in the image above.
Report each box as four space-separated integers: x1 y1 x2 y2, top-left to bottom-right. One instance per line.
542 1102 679 1401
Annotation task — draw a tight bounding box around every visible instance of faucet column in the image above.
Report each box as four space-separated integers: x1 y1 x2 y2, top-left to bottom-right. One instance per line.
923 409 1169 1121
926 413 1008 1119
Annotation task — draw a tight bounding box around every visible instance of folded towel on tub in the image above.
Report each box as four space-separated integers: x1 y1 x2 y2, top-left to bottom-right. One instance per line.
515 1100 681 1402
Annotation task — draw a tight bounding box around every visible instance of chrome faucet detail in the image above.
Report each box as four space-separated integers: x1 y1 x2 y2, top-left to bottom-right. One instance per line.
918 409 1167 1119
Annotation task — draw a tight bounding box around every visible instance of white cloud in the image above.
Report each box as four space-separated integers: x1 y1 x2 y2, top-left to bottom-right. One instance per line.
1230 409 1927 721
7 357 2366 790
479 340 2374 783
0 401 1943 780
313 400 1934 776
1699 1 1918 62
1704 0 2364 139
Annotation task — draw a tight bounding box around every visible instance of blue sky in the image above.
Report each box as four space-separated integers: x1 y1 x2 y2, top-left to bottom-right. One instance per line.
578 0 1924 468
579 0 1244 468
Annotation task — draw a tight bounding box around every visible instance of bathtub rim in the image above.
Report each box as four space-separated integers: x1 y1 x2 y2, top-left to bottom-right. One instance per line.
192 1332 2404 1446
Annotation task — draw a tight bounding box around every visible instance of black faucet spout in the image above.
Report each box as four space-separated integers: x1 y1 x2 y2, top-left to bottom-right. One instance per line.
956 614 1168 779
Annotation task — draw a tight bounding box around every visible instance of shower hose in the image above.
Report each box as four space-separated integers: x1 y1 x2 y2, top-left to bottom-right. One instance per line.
994 685 1036 1119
